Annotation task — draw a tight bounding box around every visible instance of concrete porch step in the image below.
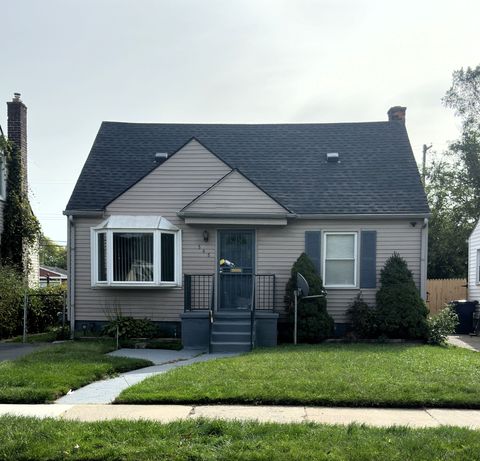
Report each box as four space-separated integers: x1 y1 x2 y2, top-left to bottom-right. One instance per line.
210 341 252 353
212 322 251 333
211 331 251 343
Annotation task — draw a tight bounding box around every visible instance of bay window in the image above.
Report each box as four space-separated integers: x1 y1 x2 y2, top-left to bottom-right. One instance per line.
323 232 357 287
91 216 181 287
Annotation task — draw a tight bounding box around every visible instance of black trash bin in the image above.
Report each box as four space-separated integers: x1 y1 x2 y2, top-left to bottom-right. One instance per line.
451 300 479 334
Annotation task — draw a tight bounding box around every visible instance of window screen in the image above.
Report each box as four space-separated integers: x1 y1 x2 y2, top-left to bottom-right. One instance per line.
161 233 175 282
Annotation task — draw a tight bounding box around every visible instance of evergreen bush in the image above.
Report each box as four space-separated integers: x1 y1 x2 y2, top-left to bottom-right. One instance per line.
346 293 378 339
375 253 429 339
285 253 333 343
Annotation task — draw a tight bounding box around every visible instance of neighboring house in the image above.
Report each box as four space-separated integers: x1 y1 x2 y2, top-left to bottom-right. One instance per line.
0 125 7 243
468 221 480 302
40 265 68 287
0 93 39 287
65 106 429 351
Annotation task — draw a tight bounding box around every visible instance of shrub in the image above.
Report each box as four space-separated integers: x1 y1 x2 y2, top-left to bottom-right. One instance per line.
347 293 378 338
103 316 158 339
427 304 459 345
28 284 67 334
285 253 333 343
375 253 429 339
0 266 25 338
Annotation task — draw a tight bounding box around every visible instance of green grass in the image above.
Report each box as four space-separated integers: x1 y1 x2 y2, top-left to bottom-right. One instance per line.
0 340 151 403
0 416 479 460
4 327 66 343
118 343 480 407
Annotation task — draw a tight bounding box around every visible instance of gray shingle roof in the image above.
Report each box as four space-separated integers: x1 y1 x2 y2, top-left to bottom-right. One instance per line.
66 121 429 215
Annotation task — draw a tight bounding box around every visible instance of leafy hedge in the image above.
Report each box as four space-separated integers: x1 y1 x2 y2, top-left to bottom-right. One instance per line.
0 265 67 339
0 266 25 338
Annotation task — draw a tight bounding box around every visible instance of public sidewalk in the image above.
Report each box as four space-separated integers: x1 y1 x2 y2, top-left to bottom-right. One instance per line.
2 404 480 428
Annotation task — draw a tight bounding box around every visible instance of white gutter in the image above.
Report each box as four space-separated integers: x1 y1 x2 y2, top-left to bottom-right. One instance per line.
63 210 104 217
295 213 430 220
420 217 428 300
67 215 75 338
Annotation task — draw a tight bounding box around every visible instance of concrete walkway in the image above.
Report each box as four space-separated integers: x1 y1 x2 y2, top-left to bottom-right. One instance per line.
448 334 480 352
2 404 480 428
55 349 237 405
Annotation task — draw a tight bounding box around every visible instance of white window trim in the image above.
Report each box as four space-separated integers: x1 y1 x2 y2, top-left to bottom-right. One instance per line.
91 225 182 288
322 231 358 288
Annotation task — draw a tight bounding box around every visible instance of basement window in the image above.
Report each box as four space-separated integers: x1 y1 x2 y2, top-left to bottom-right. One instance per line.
91 216 182 287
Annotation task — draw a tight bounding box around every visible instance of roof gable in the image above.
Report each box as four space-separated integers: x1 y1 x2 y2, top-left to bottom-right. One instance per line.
181 169 289 216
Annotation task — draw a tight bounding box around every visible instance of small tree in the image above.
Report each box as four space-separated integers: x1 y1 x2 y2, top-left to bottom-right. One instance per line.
376 253 428 339
285 253 333 343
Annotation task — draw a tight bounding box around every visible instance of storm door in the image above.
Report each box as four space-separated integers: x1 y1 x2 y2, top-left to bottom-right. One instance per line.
218 230 255 310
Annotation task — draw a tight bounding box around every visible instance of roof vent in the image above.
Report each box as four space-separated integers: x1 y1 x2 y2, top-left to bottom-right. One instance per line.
326 152 340 163
154 152 169 163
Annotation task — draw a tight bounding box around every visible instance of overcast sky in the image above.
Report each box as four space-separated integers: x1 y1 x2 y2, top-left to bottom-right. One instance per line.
1 0 479 243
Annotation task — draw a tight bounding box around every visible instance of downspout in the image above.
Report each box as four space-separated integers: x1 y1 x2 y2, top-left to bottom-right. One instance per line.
67 215 75 338
420 217 428 300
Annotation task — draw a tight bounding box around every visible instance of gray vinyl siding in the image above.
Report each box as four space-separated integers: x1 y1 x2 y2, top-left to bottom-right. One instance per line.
72 140 423 325
256 219 421 323
74 219 421 324
73 139 230 321
468 221 480 301
184 170 286 214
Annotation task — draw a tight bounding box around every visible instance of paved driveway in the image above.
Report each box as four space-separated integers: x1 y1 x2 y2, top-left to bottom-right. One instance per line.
0 343 49 361
448 335 480 352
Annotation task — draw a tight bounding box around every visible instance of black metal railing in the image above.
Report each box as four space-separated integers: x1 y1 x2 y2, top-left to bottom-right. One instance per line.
184 274 215 311
254 274 276 310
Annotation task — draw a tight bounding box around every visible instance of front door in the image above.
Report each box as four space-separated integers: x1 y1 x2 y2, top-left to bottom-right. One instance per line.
218 230 255 310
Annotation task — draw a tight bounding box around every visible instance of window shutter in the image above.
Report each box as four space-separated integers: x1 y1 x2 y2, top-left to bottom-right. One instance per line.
360 231 377 288
305 231 321 275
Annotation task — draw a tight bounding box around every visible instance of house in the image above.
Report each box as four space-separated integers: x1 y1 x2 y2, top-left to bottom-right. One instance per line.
0 93 39 287
468 221 480 302
40 265 68 287
65 106 429 351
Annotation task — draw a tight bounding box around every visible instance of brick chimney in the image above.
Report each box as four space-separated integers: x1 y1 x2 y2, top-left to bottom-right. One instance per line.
7 93 28 193
387 106 406 123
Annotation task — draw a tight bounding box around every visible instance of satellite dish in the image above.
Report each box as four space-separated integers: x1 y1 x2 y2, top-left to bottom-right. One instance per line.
296 273 309 298
293 272 327 345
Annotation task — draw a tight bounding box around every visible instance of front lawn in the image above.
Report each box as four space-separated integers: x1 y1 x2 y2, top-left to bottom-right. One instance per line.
0 340 151 403
0 416 479 460
118 343 480 407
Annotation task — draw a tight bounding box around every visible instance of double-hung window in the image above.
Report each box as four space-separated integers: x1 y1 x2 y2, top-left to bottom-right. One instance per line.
323 232 357 287
91 216 181 287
